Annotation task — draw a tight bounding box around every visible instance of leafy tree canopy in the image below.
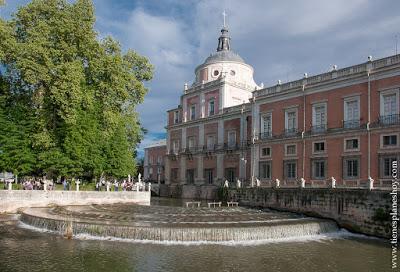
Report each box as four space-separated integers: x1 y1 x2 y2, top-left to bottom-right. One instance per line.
0 0 153 180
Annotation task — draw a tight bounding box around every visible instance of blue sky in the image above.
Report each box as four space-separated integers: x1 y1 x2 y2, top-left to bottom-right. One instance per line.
2 0 400 158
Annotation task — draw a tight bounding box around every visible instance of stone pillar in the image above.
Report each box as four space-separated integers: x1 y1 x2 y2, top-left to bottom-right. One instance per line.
196 155 204 185
180 156 187 185
76 180 80 191
199 123 204 147
182 127 187 150
251 103 260 184
7 181 12 191
251 145 259 185
217 153 224 183
200 92 205 118
164 157 171 185
182 97 187 122
217 119 224 145
239 156 246 180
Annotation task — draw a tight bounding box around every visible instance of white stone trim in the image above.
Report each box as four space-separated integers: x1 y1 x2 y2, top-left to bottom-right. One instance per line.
312 102 327 126
343 95 360 122
343 137 360 152
284 107 298 131
380 132 400 149
284 143 297 156
379 88 399 116
312 140 327 154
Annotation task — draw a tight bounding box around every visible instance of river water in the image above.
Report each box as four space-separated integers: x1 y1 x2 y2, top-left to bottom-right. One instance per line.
0 198 393 272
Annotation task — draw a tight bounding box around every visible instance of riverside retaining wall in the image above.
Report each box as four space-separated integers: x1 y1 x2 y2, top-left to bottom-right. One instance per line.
0 190 151 213
228 188 393 238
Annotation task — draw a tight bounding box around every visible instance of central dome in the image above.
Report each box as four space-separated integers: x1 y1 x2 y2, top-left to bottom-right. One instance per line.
203 50 245 65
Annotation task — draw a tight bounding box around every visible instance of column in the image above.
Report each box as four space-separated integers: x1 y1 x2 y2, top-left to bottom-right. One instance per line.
217 153 224 183
196 155 204 185
182 97 187 122
219 84 226 111
200 92 205 118
182 127 187 150
250 102 260 184
164 157 171 185
180 156 187 185
198 123 204 147
217 119 224 145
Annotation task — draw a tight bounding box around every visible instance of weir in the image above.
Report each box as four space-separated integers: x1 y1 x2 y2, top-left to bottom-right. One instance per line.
20 203 339 242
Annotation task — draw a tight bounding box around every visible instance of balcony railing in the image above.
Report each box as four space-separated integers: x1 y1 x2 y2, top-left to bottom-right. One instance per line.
284 128 298 136
259 131 272 140
343 119 361 129
225 142 240 150
379 114 400 125
311 124 327 134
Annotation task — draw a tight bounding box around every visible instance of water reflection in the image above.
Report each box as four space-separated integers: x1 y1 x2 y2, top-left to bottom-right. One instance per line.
0 198 393 272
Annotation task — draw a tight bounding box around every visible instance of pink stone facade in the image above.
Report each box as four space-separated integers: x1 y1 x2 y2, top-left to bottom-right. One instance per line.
162 55 400 189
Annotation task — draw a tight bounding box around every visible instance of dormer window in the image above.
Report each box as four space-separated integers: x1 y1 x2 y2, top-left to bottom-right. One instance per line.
213 70 219 77
230 70 235 76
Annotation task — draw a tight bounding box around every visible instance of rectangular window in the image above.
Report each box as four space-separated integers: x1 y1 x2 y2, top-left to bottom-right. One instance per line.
261 147 271 157
314 142 325 153
174 111 179 124
149 168 153 175
344 98 360 128
260 113 272 138
172 140 180 154
187 169 195 184
190 105 196 120
208 100 215 116
188 136 195 150
380 90 399 124
345 139 359 150
157 156 162 164
383 135 397 146
343 158 359 179
286 144 296 156
205 169 214 184
225 168 236 183
284 160 297 179
285 109 297 134
207 135 215 150
312 103 327 132
259 161 272 179
383 93 397 115
312 160 326 179
171 168 178 181
380 156 399 178
228 131 236 148
149 156 153 164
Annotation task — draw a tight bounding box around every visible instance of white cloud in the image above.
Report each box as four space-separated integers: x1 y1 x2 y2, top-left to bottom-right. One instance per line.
4 0 400 158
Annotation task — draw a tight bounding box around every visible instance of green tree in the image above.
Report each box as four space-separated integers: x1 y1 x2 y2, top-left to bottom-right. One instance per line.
0 0 153 179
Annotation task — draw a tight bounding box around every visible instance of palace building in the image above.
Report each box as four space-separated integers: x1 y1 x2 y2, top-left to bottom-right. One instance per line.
145 24 400 194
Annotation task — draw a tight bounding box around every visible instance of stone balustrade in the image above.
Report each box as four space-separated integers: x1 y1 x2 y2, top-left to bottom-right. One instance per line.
0 190 151 213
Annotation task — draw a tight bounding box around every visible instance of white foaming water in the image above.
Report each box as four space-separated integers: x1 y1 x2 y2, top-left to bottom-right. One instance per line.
18 220 376 247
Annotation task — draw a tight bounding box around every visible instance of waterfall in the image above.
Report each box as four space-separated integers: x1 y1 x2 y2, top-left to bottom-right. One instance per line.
20 205 339 242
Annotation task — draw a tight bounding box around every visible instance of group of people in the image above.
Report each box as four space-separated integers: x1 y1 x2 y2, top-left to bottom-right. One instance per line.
95 179 143 191
2 175 147 191
21 178 55 190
